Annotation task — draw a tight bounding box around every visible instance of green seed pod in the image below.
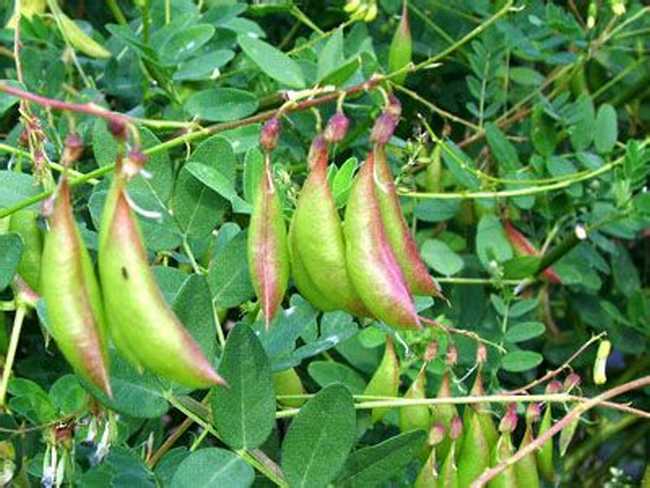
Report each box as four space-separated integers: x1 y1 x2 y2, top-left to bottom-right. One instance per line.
248 155 290 328
430 371 458 463
462 353 498 452
437 416 462 488
457 409 492 488
98 162 225 389
488 433 518 488
9 209 43 293
388 1 412 85
536 387 557 482
399 365 430 434
288 225 337 312
57 13 112 59
363 336 399 423
374 144 442 299
415 423 445 488
593 340 611 385
515 406 540 488
344 151 420 329
290 135 368 316
424 144 442 193
41 179 111 396
272 367 306 408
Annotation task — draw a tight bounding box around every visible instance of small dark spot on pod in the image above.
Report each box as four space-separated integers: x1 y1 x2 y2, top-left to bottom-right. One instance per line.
121 267 129 280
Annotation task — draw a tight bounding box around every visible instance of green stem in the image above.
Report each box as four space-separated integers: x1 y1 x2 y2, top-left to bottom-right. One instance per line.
0 304 27 407
167 395 288 487
106 0 128 25
0 302 16 312
290 6 323 34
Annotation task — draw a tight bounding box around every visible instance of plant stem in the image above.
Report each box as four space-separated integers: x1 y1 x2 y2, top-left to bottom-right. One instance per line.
147 416 194 468
0 304 27 407
106 0 128 25
167 395 288 487
470 375 650 487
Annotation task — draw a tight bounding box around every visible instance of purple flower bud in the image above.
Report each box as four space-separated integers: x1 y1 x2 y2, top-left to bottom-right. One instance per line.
563 373 581 392
499 403 518 434
370 112 398 146
545 380 563 394
386 94 402 119
446 345 458 367
428 423 446 446
62 133 84 165
526 403 541 424
476 343 488 365
450 415 463 441
108 118 127 140
121 149 148 179
424 341 439 362
324 111 350 143
260 117 281 152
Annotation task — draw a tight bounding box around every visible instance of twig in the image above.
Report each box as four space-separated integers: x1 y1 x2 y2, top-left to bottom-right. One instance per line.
420 316 506 353
508 332 607 394
0 303 27 407
147 416 194 468
470 375 650 487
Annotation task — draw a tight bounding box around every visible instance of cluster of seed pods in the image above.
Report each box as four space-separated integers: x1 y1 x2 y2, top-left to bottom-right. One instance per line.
40 134 226 397
247 95 443 330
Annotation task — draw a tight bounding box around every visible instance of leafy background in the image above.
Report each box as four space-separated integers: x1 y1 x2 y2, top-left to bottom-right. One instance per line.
0 0 649 487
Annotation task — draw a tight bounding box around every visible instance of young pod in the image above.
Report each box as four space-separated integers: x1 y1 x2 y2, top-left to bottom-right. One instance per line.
415 423 445 488
344 151 420 329
514 404 541 488
373 144 442 299
41 179 111 396
462 351 498 451
388 1 412 85
437 416 462 488
502 220 561 284
593 340 611 385
57 13 111 59
363 336 399 423
536 386 557 482
457 408 492 488
9 210 43 293
248 155 290 328
399 364 430 434
290 135 368 316
98 164 224 389
272 367 306 408
488 405 519 488
430 370 458 463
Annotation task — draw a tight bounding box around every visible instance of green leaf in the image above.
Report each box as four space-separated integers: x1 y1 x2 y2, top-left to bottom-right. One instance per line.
185 162 250 212
0 170 42 210
335 430 426 487
485 122 520 172
476 215 513 269
503 255 541 279
170 448 254 488
208 231 255 308
0 233 23 290
501 350 543 372
307 361 367 395
570 94 595 151
173 167 227 239
421 239 464 276
594 104 617 154
185 88 258 122
332 158 357 208
0 80 21 116
505 322 546 343
173 50 235 81
159 24 215 65
238 34 305 88
282 384 356 488
49 375 88 415
243 148 264 204
211 324 275 449
317 28 345 82
509 67 544 86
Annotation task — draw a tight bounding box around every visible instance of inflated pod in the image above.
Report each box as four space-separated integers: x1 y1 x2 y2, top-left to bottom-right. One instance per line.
41 179 111 396
424 144 442 193
431 350 459 463
290 135 368 316
363 336 399 423
247 154 290 328
288 223 337 312
388 0 412 85
399 364 430 434
98 164 224 389
9 210 43 293
537 384 558 482
462 355 498 451
344 152 420 329
273 367 306 408
488 405 519 488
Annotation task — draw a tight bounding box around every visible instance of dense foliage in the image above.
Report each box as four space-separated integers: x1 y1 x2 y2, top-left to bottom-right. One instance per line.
0 0 649 487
